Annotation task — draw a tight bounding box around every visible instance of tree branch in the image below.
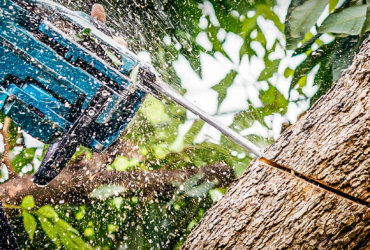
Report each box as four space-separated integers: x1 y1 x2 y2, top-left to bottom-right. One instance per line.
1 117 16 179
0 139 234 208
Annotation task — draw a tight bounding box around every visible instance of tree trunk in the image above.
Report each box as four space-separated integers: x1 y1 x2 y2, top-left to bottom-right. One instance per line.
182 38 370 249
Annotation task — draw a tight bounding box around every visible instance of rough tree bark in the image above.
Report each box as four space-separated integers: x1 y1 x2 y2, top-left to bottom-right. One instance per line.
182 39 370 249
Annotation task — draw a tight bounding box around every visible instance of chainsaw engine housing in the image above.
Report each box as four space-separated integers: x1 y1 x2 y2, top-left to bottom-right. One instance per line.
0 0 147 152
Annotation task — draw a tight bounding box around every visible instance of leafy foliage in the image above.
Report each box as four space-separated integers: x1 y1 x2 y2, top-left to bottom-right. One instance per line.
286 0 369 106
319 4 368 35
11 196 90 249
212 70 238 110
285 0 329 49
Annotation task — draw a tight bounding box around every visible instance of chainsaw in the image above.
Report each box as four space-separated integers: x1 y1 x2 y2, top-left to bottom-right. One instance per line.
0 0 262 187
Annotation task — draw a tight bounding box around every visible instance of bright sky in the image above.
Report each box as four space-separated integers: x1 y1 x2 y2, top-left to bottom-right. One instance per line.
166 0 316 146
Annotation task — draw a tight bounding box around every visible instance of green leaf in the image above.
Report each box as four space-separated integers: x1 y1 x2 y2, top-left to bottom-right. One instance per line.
329 0 339 13
285 0 329 49
331 36 364 81
131 196 138 204
239 38 257 59
182 174 202 193
139 95 171 125
103 47 122 67
284 67 294 78
319 5 367 35
55 219 91 249
54 219 80 235
11 147 36 172
39 213 90 249
291 40 338 91
257 4 284 32
185 182 215 197
206 23 230 60
209 188 224 202
362 3 370 33
71 146 93 161
230 111 255 131
258 59 280 81
38 215 61 247
259 84 288 115
82 28 91 36
55 226 80 249
293 33 322 55
183 120 205 145
153 143 170 159
211 70 237 110
180 43 203 77
75 210 85 221
67 231 91 249
240 15 258 39
311 62 333 106
84 227 94 237
180 173 216 197
112 156 140 171
90 185 126 200
23 211 37 241
187 220 197 231
291 55 314 91
209 0 242 34
255 28 267 48
107 224 119 233
37 205 58 219
239 15 258 59
111 197 123 210
21 195 35 210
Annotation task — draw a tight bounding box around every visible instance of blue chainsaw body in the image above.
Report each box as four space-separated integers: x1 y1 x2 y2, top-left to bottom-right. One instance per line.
0 0 155 185
0 0 146 151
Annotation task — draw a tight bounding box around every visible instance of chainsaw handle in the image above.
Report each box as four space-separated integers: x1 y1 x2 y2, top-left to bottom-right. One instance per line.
33 85 114 186
33 139 79 186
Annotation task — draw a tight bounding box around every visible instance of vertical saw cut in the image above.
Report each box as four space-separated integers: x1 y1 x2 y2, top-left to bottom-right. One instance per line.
0 0 262 187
